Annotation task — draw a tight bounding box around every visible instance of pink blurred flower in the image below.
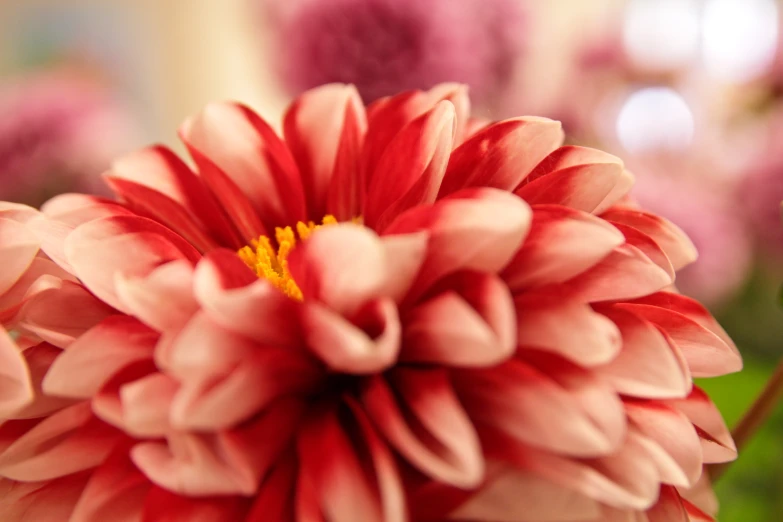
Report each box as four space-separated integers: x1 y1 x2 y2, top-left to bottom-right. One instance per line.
268 0 526 107
0 84 739 521
629 158 753 306
0 70 137 206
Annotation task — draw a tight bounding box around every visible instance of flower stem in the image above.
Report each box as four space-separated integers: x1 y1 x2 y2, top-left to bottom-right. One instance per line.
710 358 783 481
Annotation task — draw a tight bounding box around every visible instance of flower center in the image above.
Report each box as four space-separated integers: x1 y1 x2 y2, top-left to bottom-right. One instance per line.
238 215 338 300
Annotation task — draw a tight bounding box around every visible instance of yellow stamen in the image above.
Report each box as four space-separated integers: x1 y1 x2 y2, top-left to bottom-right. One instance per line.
238 215 339 300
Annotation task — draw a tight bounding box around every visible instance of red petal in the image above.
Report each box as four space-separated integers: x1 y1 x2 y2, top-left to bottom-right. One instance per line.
364 101 456 231
289 224 387 316
612 222 675 281
502 205 624 291
0 329 33 419
614 302 741 377
110 145 242 248
245 455 297 522
602 209 698 271
666 387 736 464
457 359 624 458
515 293 621 366
646 486 689 522
300 298 400 374
64 215 200 312
183 103 306 229
0 472 90 521
43 316 157 399
439 117 563 197
0 218 39 296
362 370 484 488
516 162 624 213
69 448 151 522
141 487 249 522
0 403 119 481
385 188 532 298
284 84 365 221
193 250 300 347
625 401 702 487
596 305 692 399
402 272 515 367
116 259 199 332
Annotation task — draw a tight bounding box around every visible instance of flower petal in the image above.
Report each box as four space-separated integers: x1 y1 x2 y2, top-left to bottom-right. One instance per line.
602 209 698 271
625 401 703 488
0 218 39 297
595 305 692 399
183 103 307 230
0 329 33 419
385 188 532 297
362 369 484 488
666 387 736 464
284 84 365 221
110 145 242 248
10 343 75 420
646 486 690 522
65 215 200 312
300 298 400 374
439 117 563 197
43 316 158 399
0 402 119 481
193 250 300 347
364 101 456 231
502 205 625 291
0 472 90 522
515 293 621 366
141 487 249 522
402 272 515 367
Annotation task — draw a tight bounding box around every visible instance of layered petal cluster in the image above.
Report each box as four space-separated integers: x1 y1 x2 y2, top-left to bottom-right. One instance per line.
0 84 741 521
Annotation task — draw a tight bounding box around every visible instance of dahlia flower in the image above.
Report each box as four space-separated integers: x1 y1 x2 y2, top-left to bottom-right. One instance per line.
267 0 525 107
0 69 137 206
0 83 741 521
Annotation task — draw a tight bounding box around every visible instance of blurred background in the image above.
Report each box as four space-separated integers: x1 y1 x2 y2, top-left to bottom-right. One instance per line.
0 0 781 519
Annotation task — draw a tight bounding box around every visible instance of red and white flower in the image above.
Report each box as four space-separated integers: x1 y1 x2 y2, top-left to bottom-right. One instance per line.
0 84 740 521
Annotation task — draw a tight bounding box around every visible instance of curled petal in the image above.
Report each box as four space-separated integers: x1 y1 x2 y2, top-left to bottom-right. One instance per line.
119 372 179 437
362 369 484 488
15 280 114 349
402 272 515 367
0 257 76 323
615 302 741 377
515 293 621 366
666 387 737 464
451 465 601 522
596 305 691 399
364 101 456 231
194 249 300 347
65 216 200 313
625 401 703 488
457 359 624 458
116 259 199 333
502 205 625 291
0 402 119 481
646 486 690 522
284 84 364 221
0 329 33 419
10 343 74 420
439 117 563 197
43 316 157 399
301 298 400 374
562 244 673 303
0 218 40 296
612 222 675 281
70 448 152 522
134 399 304 496
602 209 698 271
516 162 624 213
385 188 532 296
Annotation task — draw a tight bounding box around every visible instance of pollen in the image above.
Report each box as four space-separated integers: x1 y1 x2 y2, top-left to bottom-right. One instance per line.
238 215 339 300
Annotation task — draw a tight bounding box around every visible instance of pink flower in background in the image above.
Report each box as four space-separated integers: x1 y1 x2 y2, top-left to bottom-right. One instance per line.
0 84 740 520
629 159 753 306
268 0 526 107
0 69 137 206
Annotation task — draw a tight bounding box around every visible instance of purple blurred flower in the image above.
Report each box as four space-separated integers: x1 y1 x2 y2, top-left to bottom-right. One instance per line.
0 69 136 206
269 0 526 106
632 166 753 306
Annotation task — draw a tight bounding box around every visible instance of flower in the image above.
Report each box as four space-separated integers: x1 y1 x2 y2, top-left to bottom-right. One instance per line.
0 69 137 207
0 83 741 521
267 0 526 108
